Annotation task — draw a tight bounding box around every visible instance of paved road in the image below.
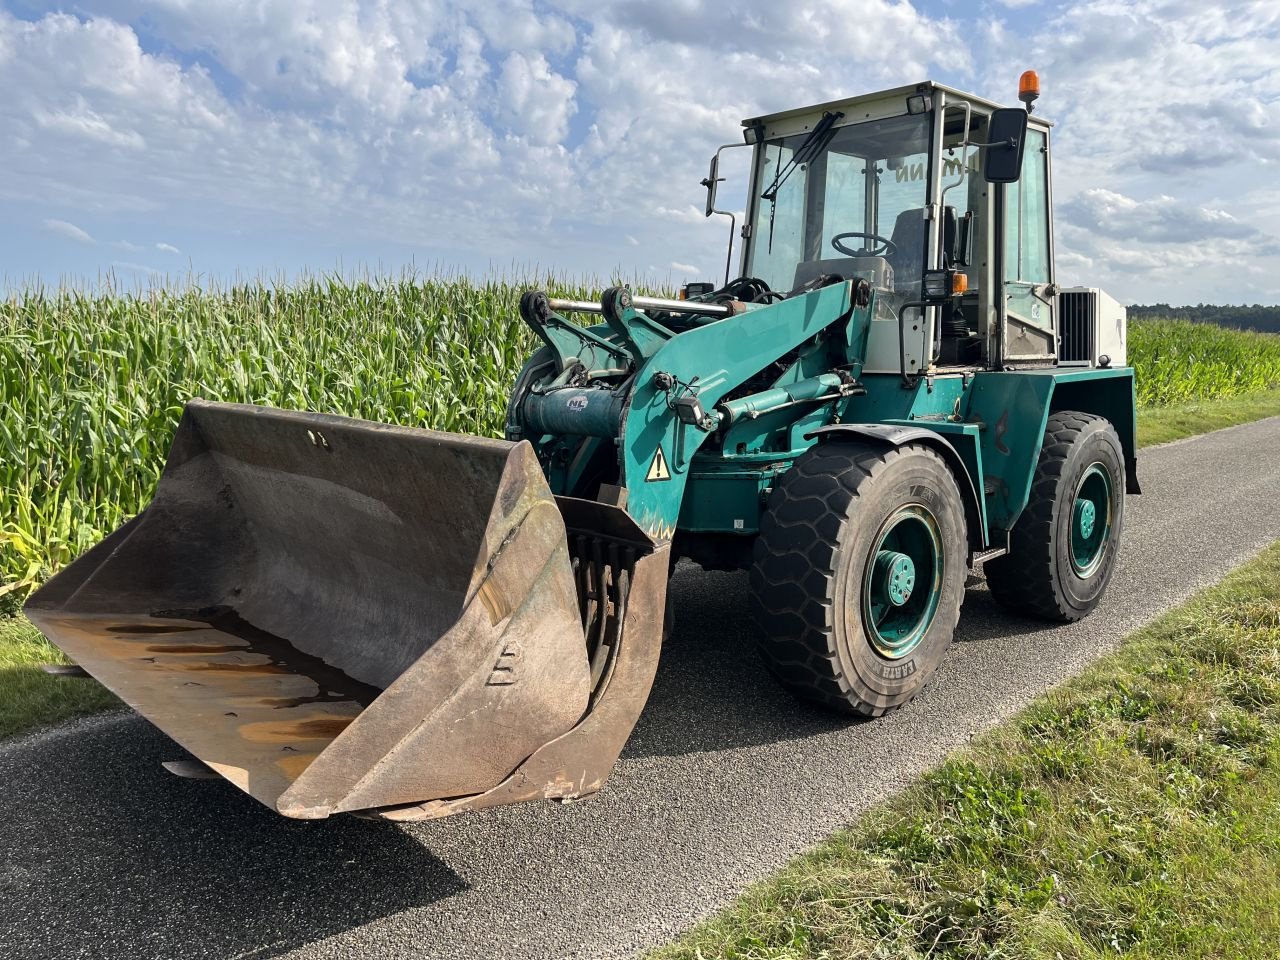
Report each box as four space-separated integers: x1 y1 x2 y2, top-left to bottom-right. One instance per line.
3 418 1279 960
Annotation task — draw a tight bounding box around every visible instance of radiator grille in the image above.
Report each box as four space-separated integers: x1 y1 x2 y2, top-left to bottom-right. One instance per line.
1058 290 1094 363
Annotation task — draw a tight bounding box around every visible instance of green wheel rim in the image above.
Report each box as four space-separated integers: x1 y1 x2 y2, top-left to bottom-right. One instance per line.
861 505 944 659
1070 462 1113 577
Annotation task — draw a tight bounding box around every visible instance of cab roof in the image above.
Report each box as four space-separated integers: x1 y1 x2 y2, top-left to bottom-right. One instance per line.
741 80 1053 132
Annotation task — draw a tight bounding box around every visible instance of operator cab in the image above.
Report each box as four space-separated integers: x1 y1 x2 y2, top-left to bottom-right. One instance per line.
703 79 1058 378
749 110 931 314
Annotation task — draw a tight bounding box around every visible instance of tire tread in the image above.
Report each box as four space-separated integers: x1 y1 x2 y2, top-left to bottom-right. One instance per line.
985 411 1120 622
750 443 960 716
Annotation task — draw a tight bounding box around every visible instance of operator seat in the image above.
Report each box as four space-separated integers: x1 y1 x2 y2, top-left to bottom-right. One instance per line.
886 209 927 293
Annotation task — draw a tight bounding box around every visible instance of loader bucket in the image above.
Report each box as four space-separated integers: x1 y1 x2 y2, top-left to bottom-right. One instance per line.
25 400 668 820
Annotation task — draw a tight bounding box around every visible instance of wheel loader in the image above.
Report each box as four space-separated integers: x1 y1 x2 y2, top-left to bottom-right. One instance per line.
27 74 1138 821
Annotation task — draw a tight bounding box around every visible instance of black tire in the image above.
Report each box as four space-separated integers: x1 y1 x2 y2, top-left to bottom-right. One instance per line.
750 442 968 716
984 411 1124 622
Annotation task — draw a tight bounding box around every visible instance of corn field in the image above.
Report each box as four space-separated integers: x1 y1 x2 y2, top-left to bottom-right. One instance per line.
0 273 616 606
1128 317 1280 406
3 279 1279 605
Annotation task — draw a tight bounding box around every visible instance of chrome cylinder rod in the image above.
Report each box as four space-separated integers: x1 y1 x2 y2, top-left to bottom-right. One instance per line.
547 295 732 318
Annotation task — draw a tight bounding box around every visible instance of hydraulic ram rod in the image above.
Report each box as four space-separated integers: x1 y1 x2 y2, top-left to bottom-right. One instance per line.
547 295 733 318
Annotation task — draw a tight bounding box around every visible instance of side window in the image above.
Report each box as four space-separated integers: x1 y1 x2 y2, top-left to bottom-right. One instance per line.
877 151 929 238
1004 127 1050 283
751 142 805 292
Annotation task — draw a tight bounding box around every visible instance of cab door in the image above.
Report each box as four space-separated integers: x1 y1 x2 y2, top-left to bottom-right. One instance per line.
1000 125 1057 363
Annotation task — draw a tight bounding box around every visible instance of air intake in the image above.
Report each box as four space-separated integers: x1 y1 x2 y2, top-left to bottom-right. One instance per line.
1057 287 1126 367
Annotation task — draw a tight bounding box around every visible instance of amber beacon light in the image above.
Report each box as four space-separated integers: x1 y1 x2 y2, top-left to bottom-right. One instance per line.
1019 70 1041 112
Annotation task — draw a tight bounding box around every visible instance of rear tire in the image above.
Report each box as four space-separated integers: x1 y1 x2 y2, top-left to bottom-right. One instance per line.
750 442 967 716
984 411 1124 622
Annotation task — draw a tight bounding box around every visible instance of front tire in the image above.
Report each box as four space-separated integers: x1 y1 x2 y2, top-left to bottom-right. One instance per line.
984 411 1125 622
750 442 967 716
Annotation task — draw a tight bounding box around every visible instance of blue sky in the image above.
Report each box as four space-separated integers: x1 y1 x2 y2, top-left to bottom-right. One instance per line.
2 0 1278 304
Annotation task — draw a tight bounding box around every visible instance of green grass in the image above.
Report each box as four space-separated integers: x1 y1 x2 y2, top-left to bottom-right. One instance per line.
1136 388 1280 447
0 616 119 740
652 542 1280 960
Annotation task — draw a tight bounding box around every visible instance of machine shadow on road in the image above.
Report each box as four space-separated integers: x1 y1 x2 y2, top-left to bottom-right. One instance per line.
0 720 467 960
623 566 1055 760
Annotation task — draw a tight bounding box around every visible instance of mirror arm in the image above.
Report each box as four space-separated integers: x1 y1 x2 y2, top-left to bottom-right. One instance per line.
939 101 972 207
709 211 737 287
965 137 1018 149
703 142 750 286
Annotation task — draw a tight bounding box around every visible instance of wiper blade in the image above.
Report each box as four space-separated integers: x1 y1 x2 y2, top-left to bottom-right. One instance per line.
759 110 844 202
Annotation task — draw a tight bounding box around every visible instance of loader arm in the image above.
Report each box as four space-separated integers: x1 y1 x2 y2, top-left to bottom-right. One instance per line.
513 281 873 540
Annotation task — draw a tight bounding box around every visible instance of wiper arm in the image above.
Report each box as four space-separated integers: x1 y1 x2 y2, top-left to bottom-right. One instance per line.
761 110 844 254
759 110 845 203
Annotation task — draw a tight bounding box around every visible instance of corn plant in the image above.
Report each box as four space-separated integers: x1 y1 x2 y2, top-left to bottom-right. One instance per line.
1128 318 1280 406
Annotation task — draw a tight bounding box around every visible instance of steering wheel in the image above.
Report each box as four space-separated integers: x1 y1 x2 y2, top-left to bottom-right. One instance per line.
831 232 897 258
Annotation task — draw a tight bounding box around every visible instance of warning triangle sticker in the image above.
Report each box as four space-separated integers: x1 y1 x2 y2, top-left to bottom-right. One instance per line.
646 446 671 482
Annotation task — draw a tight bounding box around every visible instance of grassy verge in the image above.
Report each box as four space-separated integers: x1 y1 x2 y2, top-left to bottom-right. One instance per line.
0 616 118 741
653 542 1280 960
1136 388 1280 447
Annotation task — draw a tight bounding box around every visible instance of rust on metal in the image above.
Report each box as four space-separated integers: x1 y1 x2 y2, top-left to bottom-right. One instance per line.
368 496 669 823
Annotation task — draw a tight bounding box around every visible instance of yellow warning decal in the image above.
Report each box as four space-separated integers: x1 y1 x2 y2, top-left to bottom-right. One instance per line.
646 446 671 482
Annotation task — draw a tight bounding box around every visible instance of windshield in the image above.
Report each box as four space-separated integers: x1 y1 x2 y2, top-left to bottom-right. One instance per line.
746 112 932 305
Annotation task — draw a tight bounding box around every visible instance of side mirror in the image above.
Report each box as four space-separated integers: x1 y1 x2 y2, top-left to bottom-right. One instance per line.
701 154 722 217
982 107 1028 183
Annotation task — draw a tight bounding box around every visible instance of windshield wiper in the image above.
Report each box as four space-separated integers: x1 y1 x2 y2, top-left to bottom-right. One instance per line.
761 110 844 253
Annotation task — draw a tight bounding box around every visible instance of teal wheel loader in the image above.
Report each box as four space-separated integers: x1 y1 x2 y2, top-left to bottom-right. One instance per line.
26 75 1138 821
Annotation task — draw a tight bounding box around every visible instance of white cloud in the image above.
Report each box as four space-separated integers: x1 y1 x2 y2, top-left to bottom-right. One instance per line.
670 260 699 274
43 218 94 243
156 242 182 255
974 0 1280 302
33 106 146 149
0 1 965 276
497 52 577 145
110 259 162 276
2 1 1277 304
1061 189 1280 250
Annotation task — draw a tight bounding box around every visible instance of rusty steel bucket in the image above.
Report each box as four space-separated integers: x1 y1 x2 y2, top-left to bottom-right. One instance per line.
25 400 668 820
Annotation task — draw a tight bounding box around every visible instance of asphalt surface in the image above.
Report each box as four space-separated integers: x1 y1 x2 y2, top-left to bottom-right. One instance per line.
3 417 1279 960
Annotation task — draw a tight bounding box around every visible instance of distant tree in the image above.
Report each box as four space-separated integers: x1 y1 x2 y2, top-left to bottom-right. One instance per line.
1127 303 1280 335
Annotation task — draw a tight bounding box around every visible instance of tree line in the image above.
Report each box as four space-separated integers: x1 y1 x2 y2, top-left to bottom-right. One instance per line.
1129 304 1280 334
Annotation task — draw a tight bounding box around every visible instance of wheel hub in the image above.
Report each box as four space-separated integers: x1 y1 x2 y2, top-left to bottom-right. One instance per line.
874 550 916 606
1073 497 1096 540
860 505 943 660
1070 463 1113 577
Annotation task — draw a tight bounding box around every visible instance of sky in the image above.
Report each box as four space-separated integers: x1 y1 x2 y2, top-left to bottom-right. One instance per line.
1 0 1278 305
